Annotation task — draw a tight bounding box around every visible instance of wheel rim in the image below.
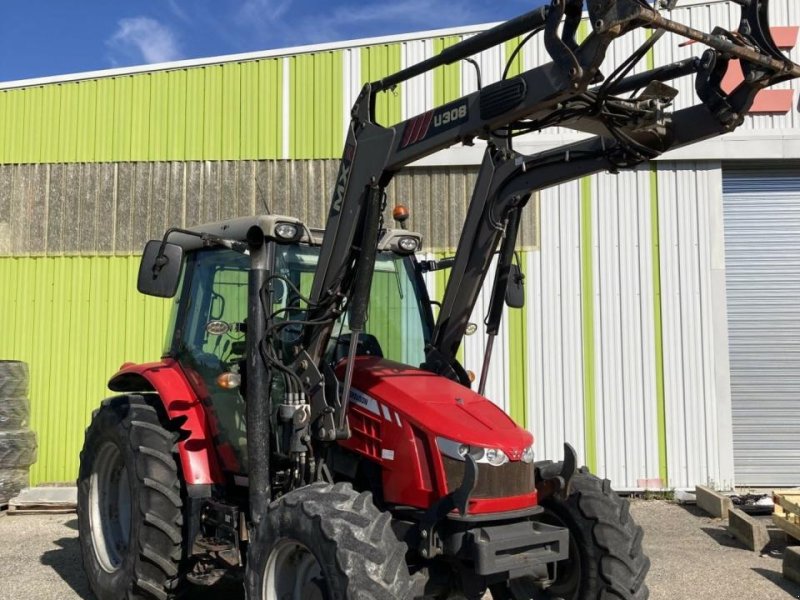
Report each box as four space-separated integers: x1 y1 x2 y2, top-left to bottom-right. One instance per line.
542 512 581 599
548 535 580 598
88 441 132 573
263 539 329 600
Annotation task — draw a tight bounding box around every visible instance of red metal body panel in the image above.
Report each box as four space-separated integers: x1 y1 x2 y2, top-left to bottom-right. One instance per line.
340 357 538 515
108 359 224 485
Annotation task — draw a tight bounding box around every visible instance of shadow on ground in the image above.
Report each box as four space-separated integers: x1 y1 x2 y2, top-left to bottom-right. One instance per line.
41 537 93 599
40 533 244 600
753 567 800 596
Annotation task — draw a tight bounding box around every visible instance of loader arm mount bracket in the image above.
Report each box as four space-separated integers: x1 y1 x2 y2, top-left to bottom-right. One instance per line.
417 454 478 559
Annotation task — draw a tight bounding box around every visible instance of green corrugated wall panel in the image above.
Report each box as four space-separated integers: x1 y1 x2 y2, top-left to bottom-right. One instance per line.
290 55 310 158
94 78 115 162
0 56 276 163
6 90 26 162
166 70 187 159
113 77 133 161
504 38 525 78
222 63 242 160
361 44 402 127
257 59 283 159
0 256 172 484
59 84 80 162
0 92 6 163
290 51 343 159
77 80 98 162
185 69 205 158
130 75 152 162
204 66 224 160
24 86 44 164
240 62 260 159
507 254 527 426
433 37 462 105
580 176 597 473
41 85 61 163
149 71 171 161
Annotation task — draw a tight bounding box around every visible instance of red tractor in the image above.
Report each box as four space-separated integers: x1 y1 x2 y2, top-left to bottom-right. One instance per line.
77 1 799 598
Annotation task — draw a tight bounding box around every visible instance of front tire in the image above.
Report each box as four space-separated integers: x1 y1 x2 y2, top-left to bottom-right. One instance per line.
78 395 187 600
247 482 413 600
492 470 649 600
543 469 649 600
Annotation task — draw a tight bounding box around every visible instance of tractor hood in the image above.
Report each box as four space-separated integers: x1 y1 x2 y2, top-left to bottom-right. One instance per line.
344 357 533 458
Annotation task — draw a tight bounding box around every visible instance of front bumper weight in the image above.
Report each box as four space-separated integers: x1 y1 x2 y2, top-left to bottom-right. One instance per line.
450 520 569 577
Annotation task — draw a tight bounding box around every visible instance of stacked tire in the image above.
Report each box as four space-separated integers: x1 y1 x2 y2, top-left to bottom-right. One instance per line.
0 361 37 506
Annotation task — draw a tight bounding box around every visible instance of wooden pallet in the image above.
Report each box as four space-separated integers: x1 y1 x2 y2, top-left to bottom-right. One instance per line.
7 503 75 515
773 490 800 542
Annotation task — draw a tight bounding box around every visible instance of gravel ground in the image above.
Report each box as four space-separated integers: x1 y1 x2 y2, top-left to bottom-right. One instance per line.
0 500 798 599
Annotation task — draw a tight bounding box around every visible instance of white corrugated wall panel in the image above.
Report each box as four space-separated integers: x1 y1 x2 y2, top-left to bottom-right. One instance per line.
526 181 587 466
418 162 733 491
591 169 661 490
461 257 511 414
401 39 434 119
460 36 504 95
342 48 361 143
658 161 732 490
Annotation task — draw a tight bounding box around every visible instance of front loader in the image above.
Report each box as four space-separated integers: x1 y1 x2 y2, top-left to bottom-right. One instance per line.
77 1 800 599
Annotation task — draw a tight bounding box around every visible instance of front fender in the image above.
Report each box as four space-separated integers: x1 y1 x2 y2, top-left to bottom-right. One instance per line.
109 358 223 485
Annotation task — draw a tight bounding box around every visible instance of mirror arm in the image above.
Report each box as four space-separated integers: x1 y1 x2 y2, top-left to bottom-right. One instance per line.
419 256 457 273
153 228 249 275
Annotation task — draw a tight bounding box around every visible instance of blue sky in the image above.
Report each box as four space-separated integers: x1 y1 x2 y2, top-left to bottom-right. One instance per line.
0 0 544 83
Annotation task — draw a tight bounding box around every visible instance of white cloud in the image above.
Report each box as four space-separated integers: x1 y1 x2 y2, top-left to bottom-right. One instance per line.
287 0 479 45
236 0 293 27
107 17 182 65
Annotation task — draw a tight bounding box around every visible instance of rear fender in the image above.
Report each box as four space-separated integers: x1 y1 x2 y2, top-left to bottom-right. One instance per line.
108 358 223 485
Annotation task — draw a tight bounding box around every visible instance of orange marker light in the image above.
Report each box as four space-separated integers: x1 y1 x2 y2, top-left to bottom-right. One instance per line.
466 370 476 383
216 372 242 389
393 204 410 224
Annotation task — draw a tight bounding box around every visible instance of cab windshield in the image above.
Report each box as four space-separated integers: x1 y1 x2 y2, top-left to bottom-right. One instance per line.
274 244 431 367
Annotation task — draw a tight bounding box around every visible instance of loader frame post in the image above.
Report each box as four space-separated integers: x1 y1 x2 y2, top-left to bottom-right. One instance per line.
246 226 274 525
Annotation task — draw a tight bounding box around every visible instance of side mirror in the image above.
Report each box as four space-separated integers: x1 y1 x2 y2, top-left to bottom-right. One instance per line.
137 240 184 298
505 263 525 309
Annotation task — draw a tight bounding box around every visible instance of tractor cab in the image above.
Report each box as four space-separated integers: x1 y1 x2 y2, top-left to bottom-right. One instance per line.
140 214 433 475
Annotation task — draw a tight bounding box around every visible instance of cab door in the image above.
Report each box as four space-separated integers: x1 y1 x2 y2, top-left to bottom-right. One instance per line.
173 248 250 473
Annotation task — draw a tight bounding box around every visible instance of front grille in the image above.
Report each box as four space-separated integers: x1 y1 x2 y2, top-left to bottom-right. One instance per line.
442 456 534 499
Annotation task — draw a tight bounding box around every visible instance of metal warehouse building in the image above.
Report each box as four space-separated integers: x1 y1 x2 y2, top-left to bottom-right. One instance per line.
1 0 799 492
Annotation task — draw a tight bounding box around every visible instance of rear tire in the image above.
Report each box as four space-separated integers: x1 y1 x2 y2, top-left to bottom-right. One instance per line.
0 397 30 431
0 467 29 505
0 361 28 398
247 482 413 600
78 395 187 600
0 430 37 467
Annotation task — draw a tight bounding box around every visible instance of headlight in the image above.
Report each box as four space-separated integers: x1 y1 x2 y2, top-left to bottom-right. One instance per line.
521 445 535 464
274 222 300 241
437 437 509 467
397 236 419 253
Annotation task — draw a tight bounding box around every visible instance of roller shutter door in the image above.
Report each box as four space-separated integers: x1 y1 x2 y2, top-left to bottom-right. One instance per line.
723 168 800 487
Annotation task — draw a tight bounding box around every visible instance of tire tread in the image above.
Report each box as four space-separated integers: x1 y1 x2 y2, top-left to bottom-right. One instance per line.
78 394 186 600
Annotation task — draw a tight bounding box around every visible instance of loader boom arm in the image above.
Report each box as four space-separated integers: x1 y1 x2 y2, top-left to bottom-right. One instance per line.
286 0 800 440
